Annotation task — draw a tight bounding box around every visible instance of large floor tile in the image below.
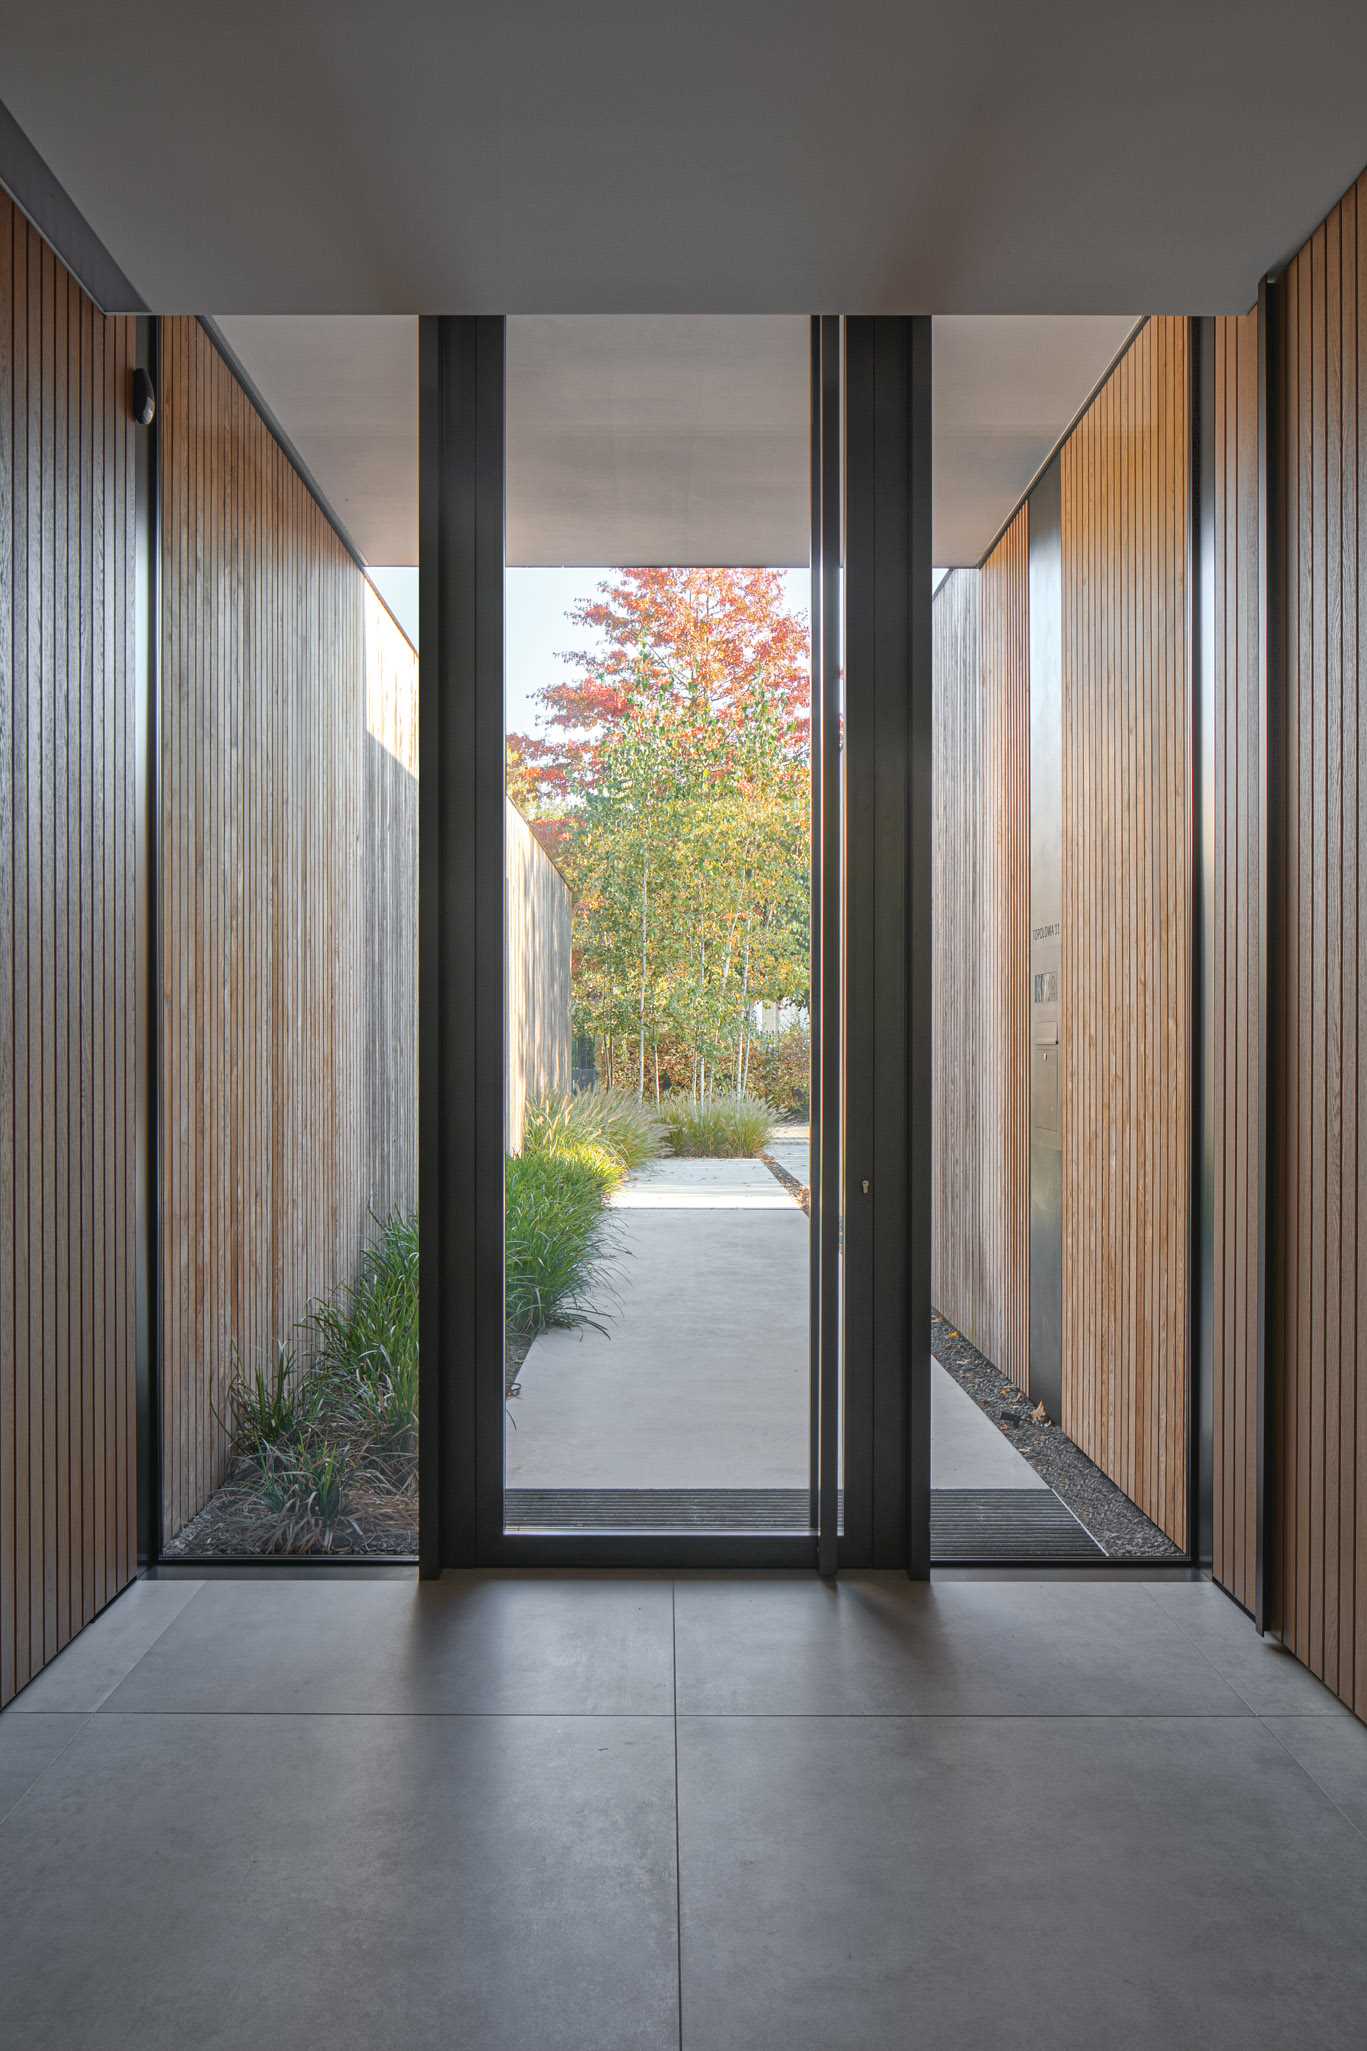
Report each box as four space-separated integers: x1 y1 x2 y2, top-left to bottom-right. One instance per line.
0 1712 89 1822
673 1573 1249 1716
1140 1579 1348 1713
8 1579 203 1711
677 1712 1367 2051
0 1710 678 2051
1267 1713 1367 1838
102 1573 674 1715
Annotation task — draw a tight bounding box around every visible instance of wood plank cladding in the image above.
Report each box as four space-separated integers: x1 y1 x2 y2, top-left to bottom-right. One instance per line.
1210 310 1262 1615
158 318 418 1544
931 510 1030 1387
1060 316 1192 1549
0 195 139 1705
980 512 1032 1389
1275 175 1366 1715
932 571 985 1345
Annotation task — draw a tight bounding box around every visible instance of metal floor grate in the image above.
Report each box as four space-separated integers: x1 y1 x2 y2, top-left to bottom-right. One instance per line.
505 1486 1102 1558
931 1489 1105 1560
505 1488 830 1534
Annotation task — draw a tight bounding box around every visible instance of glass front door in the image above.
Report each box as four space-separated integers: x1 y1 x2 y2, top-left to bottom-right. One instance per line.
417 313 935 1574
496 316 832 1554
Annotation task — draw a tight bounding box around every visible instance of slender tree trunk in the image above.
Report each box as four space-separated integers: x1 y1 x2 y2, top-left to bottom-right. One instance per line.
637 855 650 1098
654 1044 661 1106
735 915 753 1093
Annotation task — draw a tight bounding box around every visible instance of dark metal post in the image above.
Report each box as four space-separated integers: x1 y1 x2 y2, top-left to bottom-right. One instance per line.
134 313 163 1565
844 318 933 1576
807 319 824 1537
1255 276 1283 1635
1191 316 1214 1568
813 317 843 1577
418 317 507 1572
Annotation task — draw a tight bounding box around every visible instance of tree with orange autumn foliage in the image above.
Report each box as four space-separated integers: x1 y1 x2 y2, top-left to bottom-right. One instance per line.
509 567 810 1098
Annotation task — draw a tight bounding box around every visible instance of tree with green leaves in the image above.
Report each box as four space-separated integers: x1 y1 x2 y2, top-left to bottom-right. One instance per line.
509 567 809 1099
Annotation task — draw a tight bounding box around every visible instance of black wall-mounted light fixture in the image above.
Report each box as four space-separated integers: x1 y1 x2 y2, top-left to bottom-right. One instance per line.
131 365 156 427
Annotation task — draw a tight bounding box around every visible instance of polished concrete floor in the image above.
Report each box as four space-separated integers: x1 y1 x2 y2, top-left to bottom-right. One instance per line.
2 1570 1366 2049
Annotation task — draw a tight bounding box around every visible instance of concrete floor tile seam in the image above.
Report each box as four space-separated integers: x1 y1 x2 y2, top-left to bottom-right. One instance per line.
0 1711 94 1830
1256 1715 1367 1848
1134 1580 1347 1718
85 1706 682 1719
1 1704 92 1716
1131 1581 1261 1709
6 1577 209 1713
672 1708 1261 1721
83 1585 211 1710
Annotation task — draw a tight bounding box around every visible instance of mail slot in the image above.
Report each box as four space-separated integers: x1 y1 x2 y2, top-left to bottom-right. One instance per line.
1033 1040 1060 1134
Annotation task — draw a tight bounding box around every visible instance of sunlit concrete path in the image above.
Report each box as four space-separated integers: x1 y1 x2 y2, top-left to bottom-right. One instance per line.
505 1154 1047 1495
506 1158 809 1491
765 1119 811 1189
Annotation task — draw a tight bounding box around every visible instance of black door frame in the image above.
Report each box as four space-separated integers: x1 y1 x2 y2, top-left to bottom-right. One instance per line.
844 317 933 1576
418 314 931 1572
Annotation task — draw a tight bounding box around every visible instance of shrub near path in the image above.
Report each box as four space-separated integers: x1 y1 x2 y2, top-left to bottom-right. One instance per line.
659 1091 776 1159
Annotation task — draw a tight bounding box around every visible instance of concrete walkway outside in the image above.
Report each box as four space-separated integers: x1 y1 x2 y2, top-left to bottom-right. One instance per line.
930 1367 1048 1490
765 1119 810 1189
507 1159 808 1490
506 1152 1048 1496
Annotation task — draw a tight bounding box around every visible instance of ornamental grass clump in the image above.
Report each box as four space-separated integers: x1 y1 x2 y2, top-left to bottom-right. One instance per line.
523 1085 667 1172
505 1137 620 1337
209 1090 651 1553
660 1091 776 1159
215 1211 420 1553
304 1210 419 1463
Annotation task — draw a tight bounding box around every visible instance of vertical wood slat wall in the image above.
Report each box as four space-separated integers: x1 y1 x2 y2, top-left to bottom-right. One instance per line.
361 578 420 1227
1275 174 1365 1716
931 571 985 1344
0 195 138 1706
1060 316 1192 1549
1210 310 1262 1614
980 511 1031 1389
930 507 1030 1389
158 317 419 1544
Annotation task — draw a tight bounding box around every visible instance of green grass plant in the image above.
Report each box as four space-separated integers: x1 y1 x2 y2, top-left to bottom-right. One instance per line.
505 1144 618 1336
523 1085 667 1171
660 1091 776 1158
216 1343 315 1459
216 1089 660 1550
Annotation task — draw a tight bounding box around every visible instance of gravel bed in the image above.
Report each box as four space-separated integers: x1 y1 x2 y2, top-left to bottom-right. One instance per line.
932 1312 1183 1560
161 1463 419 1559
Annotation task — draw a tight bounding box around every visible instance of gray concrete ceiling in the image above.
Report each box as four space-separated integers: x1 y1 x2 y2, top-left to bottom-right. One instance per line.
216 313 1138 568
507 317 810 567
3 4 1365 316
933 315 1137 563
